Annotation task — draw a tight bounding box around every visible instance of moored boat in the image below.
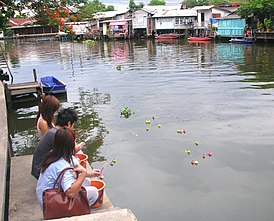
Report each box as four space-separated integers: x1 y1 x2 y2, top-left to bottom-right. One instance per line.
40 76 66 94
188 36 211 41
229 38 255 43
155 34 178 39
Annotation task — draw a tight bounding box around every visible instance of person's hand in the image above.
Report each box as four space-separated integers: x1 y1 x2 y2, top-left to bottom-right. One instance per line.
74 164 87 175
88 169 101 178
75 142 85 153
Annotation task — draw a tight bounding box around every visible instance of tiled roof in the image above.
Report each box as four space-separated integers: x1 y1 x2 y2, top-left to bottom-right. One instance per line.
8 18 36 28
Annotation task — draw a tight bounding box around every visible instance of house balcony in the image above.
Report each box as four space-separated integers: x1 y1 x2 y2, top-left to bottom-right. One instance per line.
174 24 193 30
193 21 210 29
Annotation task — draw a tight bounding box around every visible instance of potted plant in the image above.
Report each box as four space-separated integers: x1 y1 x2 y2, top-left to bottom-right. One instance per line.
264 18 272 32
257 21 264 32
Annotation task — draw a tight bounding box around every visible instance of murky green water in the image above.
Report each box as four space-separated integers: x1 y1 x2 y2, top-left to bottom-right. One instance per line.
2 39 274 221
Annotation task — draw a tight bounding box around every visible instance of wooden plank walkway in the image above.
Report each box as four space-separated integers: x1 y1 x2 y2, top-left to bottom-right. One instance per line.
4 69 43 109
7 82 42 96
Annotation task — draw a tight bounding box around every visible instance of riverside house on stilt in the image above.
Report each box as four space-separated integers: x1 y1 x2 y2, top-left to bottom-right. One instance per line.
7 18 58 39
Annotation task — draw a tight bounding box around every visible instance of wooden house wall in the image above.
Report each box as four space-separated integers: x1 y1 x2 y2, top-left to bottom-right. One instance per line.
132 10 148 29
217 19 245 37
155 17 175 30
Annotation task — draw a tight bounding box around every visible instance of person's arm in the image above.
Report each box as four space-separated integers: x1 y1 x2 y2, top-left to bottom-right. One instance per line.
65 165 87 198
87 169 101 178
38 119 49 135
74 142 85 153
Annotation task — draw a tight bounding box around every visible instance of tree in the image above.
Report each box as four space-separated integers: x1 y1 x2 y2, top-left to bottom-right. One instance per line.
79 0 114 18
1 0 87 33
129 0 144 10
129 0 137 10
0 0 18 31
148 0 166 6
137 2 145 9
237 0 274 25
182 0 208 8
106 5 115 11
209 0 229 5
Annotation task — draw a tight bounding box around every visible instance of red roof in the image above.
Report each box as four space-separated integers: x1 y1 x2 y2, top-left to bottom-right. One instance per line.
8 18 36 28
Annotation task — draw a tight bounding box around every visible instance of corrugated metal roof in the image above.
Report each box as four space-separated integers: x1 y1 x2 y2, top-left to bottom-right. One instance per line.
193 5 214 10
152 9 197 18
93 10 129 19
193 5 231 12
218 13 242 19
143 5 182 14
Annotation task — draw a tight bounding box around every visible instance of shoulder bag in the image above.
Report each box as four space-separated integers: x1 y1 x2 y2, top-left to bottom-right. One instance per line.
42 167 90 219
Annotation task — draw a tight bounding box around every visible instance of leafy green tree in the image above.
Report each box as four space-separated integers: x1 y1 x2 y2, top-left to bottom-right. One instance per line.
79 0 114 18
0 0 17 31
208 0 229 5
237 0 274 25
129 0 137 10
182 0 208 8
1 0 87 32
129 0 144 10
148 0 166 6
106 5 115 11
137 2 145 9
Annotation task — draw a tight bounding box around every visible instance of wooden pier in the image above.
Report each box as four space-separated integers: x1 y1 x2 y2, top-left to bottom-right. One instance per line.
255 31 274 41
4 69 43 109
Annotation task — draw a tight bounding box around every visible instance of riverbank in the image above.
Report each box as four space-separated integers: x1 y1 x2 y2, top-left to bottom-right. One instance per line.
0 82 9 220
0 82 138 221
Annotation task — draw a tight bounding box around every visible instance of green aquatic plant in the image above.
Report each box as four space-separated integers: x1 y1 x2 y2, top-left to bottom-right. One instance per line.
116 65 122 71
120 107 133 118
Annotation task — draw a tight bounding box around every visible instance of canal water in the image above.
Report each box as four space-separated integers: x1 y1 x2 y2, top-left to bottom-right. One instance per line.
2 39 274 221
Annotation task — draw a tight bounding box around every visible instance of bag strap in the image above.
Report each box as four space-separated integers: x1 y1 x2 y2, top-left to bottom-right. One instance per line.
53 167 74 191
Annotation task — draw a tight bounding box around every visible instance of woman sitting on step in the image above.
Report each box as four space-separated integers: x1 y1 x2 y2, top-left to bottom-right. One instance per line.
36 94 60 139
36 127 101 209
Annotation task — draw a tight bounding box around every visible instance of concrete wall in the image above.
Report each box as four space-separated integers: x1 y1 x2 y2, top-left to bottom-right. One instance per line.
0 81 9 221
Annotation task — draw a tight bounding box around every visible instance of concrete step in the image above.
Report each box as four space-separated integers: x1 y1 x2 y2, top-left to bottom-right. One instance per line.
50 208 138 221
9 155 137 221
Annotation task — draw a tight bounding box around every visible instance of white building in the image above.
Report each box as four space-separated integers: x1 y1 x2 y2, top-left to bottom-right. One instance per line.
193 5 231 29
153 9 197 34
60 21 90 36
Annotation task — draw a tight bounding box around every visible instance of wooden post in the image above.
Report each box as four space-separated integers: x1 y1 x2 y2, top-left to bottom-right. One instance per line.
4 83 12 110
33 69 37 82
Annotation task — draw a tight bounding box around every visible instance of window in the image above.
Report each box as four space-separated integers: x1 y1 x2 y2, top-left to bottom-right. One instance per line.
212 13 221 18
201 13 205 22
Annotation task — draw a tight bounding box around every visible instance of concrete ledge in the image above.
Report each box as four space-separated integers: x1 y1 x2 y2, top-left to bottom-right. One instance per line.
9 155 137 221
0 82 9 221
49 208 138 221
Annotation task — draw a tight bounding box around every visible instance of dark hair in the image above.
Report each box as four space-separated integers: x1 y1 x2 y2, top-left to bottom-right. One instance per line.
56 108 78 127
40 127 76 173
36 95 60 128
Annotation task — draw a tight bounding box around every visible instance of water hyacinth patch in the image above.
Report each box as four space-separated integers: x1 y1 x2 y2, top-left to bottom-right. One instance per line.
116 65 122 71
121 107 133 118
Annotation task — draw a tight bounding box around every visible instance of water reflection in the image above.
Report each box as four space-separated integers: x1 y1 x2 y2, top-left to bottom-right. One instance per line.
71 87 111 163
3 39 274 221
8 86 110 163
8 106 38 156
